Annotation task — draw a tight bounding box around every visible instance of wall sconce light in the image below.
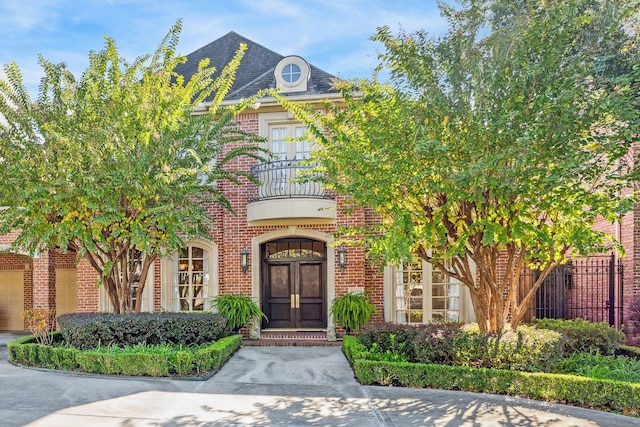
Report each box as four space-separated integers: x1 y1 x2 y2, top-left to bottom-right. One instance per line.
240 247 250 274
337 244 347 272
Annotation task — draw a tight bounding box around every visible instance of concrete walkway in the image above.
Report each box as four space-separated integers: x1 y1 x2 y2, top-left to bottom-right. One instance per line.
1 332 639 426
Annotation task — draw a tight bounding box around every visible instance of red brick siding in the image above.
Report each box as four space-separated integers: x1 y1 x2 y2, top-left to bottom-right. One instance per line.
32 250 56 310
76 257 99 312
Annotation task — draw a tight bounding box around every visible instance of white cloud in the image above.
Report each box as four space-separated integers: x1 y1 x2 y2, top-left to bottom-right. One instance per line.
0 0 448 95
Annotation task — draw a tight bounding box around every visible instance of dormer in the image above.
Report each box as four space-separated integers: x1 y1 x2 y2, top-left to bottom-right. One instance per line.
274 56 311 93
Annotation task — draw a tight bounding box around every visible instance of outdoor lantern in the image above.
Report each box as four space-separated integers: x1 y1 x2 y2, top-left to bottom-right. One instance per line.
337 244 347 271
240 247 250 273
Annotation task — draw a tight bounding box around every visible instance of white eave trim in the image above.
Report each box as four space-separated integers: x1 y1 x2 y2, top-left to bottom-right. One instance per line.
191 92 347 115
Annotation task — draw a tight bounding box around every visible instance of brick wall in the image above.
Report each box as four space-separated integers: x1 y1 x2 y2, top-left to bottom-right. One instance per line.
9 106 636 335
32 249 56 310
76 257 99 312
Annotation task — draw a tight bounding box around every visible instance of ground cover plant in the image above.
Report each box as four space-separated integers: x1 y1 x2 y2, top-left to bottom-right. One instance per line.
345 320 640 415
554 352 640 382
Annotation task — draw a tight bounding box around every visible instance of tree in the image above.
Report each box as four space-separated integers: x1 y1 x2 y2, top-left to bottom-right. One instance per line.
0 20 264 313
277 0 640 333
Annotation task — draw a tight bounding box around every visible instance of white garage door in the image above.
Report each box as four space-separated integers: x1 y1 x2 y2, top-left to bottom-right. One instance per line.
0 270 24 331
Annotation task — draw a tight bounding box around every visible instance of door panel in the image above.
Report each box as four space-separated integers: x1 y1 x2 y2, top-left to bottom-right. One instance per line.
264 259 325 329
298 263 325 328
270 265 291 298
265 264 294 328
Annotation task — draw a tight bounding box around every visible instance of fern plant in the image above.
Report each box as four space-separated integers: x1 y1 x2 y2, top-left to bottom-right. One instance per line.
211 293 267 333
330 292 377 335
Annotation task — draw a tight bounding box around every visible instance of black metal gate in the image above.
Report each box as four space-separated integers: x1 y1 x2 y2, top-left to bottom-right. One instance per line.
521 255 624 328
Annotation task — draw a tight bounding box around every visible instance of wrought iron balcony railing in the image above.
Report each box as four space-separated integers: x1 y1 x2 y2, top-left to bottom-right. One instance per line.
247 159 335 202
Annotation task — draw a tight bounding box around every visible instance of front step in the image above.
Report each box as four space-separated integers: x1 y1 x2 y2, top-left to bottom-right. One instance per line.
243 330 342 347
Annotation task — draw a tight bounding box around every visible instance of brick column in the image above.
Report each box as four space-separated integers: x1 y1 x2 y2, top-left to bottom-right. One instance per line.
76 257 100 312
32 249 56 311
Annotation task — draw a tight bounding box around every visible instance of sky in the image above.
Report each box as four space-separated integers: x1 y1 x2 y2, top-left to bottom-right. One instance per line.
0 0 449 96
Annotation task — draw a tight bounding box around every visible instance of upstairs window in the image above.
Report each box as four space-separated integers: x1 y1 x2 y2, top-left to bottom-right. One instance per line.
282 63 302 84
274 56 310 93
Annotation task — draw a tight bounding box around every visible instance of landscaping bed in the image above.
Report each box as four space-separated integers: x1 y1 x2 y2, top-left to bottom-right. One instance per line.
343 320 640 416
8 312 241 379
8 332 241 379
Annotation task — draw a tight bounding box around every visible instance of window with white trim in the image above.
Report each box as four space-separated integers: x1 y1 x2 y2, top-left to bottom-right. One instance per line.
268 122 312 196
274 56 310 93
172 246 210 311
393 256 462 323
270 123 311 160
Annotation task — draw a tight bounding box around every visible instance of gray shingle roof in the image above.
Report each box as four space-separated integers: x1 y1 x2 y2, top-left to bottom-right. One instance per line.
174 31 338 102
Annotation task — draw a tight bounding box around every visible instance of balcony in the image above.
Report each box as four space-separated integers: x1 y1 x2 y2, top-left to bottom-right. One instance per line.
246 159 337 225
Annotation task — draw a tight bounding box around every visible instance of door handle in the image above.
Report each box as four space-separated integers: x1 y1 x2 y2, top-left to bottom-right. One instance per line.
295 294 300 309
291 294 295 308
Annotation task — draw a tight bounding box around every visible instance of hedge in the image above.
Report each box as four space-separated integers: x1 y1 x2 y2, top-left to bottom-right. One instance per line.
8 333 242 378
535 318 625 355
353 323 564 372
57 312 228 349
617 345 640 359
343 336 640 416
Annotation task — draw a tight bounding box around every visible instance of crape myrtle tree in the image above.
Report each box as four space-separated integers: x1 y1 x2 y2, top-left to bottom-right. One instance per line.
0 20 264 313
277 0 640 333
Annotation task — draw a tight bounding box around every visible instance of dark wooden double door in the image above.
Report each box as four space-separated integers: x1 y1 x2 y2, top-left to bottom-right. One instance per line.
263 241 326 329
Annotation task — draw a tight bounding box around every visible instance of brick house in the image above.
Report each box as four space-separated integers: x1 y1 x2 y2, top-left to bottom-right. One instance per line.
1 32 636 340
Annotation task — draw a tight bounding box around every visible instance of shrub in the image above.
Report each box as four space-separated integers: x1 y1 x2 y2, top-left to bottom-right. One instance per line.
21 308 56 345
193 335 242 372
480 325 564 372
412 323 563 372
413 325 464 365
58 312 228 349
535 318 625 355
343 335 370 365
75 350 171 376
330 292 377 334
210 293 267 333
174 351 194 376
360 322 562 372
617 345 640 359
358 323 432 361
349 359 640 415
8 333 242 377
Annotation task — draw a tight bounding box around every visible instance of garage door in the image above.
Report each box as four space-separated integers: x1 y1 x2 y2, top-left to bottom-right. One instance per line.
0 270 24 331
56 269 77 317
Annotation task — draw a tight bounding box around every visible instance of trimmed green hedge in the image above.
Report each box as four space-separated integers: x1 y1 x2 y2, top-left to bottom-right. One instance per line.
8 333 241 377
343 336 640 416
58 312 228 349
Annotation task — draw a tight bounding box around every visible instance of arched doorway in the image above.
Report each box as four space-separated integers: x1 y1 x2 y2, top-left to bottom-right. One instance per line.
262 238 326 329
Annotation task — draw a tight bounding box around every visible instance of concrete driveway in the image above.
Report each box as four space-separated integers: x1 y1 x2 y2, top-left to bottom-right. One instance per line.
1 332 639 426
